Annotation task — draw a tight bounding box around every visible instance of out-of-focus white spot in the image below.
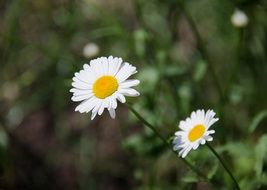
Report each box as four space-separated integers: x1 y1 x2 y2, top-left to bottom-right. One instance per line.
82 43 99 58
231 9 248 28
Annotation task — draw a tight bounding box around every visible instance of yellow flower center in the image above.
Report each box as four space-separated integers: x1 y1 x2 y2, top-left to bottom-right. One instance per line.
93 76 118 99
188 124 205 142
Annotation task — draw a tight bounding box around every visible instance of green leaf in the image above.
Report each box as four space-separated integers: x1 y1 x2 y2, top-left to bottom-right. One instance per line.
207 161 219 179
181 171 199 183
164 65 186 77
133 29 148 57
249 110 267 133
137 67 159 94
254 135 267 178
193 60 207 82
217 142 252 157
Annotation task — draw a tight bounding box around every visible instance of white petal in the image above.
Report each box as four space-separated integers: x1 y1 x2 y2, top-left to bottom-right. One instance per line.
85 100 100 113
116 93 126 103
98 99 111 115
71 93 93 102
91 111 97 120
196 109 205 123
207 130 215 135
76 69 95 84
72 81 91 90
70 88 88 93
200 139 206 145
118 88 140 97
98 102 105 115
174 131 185 136
179 120 188 131
179 145 192 158
115 62 137 83
205 110 216 125
110 97 118 109
192 143 200 150
120 79 140 88
207 118 219 129
72 76 90 85
92 100 102 114
108 108 116 119
173 144 182 151
109 56 122 75
107 57 115 75
173 136 183 151
75 97 97 113
184 146 193 157
191 111 197 121
204 135 213 141
72 89 92 96
83 63 90 71
178 147 185 157
173 136 182 145
101 57 109 75
90 58 102 77
184 118 193 131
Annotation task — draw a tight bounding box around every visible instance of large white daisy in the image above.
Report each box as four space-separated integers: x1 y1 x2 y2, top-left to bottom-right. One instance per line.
70 56 140 120
173 109 219 158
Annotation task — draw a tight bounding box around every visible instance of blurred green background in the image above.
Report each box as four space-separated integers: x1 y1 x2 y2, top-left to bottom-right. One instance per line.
1 0 267 189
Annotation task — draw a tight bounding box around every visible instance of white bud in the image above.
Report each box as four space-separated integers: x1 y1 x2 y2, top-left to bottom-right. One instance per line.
231 9 248 28
82 43 99 58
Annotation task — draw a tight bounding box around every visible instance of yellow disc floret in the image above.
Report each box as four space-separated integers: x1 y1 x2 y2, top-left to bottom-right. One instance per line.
93 76 118 99
188 124 205 142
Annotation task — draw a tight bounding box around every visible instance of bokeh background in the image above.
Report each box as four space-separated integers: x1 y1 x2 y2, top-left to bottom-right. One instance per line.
1 0 267 189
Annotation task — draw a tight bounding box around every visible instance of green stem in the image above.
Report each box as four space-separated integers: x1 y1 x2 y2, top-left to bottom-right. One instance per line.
206 143 240 190
126 104 208 180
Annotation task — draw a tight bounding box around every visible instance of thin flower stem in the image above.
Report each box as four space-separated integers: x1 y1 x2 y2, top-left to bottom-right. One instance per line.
126 103 208 180
206 143 240 190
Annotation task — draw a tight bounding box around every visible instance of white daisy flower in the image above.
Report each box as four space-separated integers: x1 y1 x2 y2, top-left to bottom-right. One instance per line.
231 9 248 28
83 42 99 58
70 56 140 120
173 109 219 158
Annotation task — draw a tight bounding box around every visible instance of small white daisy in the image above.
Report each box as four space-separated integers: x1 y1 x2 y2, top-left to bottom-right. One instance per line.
70 56 140 120
231 9 248 28
173 109 219 158
83 42 99 58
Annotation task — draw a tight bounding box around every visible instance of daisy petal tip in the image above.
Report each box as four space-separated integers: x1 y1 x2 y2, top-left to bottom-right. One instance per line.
91 113 97 120
109 109 116 119
75 108 83 113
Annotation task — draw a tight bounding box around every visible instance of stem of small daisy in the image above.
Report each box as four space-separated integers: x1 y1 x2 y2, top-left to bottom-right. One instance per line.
126 103 208 180
206 143 240 190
